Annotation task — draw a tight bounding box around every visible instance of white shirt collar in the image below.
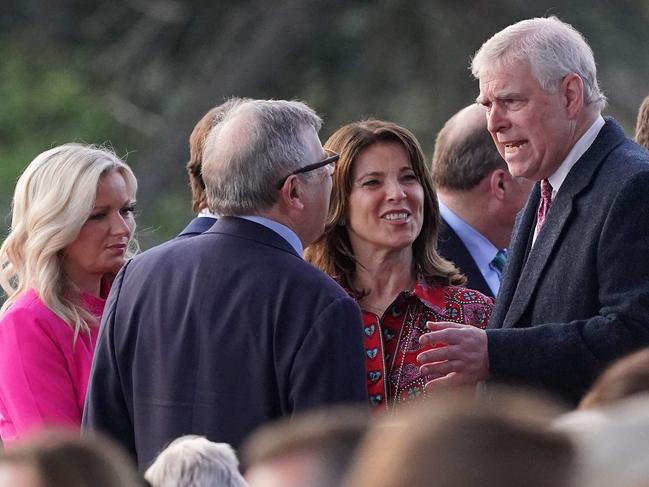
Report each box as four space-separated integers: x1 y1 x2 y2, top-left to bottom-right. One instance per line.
197 208 219 218
547 116 605 198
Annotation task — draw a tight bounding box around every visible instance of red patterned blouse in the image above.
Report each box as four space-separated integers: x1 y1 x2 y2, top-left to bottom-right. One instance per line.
348 279 494 412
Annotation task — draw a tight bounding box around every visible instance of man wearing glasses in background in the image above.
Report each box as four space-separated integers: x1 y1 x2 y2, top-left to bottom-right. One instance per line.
83 99 368 470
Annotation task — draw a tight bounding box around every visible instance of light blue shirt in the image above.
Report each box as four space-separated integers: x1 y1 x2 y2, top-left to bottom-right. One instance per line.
439 200 502 296
238 215 304 257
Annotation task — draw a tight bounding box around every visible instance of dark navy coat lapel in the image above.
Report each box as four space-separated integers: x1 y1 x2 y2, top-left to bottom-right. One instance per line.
488 186 538 328
495 118 626 329
438 219 494 298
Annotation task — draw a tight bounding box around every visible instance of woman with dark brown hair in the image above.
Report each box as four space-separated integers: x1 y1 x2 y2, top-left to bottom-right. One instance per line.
306 120 493 412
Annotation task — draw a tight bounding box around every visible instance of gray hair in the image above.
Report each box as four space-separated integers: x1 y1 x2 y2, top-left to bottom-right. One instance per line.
471 16 606 111
144 435 248 487
202 99 322 215
431 104 506 191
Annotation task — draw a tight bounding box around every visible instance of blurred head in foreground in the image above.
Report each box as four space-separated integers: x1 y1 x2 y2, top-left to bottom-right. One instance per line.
145 435 247 487
344 388 574 487
242 405 370 487
579 346 649 409
0 430 145 487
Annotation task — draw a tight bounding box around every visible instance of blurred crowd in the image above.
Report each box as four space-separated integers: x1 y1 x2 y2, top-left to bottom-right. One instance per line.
2 15 649 487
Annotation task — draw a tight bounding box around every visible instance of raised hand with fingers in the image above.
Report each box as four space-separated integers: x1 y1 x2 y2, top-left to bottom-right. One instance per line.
417 321 489 391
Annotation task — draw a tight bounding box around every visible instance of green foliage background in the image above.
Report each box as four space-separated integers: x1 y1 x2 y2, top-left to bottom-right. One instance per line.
1 1 648 249
0 40 134 228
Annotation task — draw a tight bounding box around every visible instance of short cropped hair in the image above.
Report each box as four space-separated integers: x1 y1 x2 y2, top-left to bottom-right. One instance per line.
345 389 574 487
186 98 248 214
241 406 370 487
0 144 138 334
202 99 322 215
471 16 606 111
635 96 649 150
145 435 247 487
0 430 145 487
431 104 506 190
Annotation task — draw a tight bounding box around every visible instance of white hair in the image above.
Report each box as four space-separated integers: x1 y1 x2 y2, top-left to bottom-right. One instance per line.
0 143 138 334
201 99 322 215
145 436 248 487
471 16 606 111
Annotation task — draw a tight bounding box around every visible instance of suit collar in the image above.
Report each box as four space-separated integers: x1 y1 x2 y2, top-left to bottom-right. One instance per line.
205 216 302 258
501 117 626 327
547 115 605 196
439 219 495 298
177 216 217 237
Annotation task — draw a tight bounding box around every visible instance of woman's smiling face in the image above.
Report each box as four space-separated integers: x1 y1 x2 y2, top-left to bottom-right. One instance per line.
346 141 424 256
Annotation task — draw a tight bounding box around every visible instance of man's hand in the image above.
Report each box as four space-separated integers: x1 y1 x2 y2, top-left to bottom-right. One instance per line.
417 321 489 391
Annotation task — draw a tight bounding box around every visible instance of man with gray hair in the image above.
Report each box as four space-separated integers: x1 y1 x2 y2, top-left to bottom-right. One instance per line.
418 16 649 404
432 104 533 298
145 436 248 487
176 98 248 238
83 99 368 470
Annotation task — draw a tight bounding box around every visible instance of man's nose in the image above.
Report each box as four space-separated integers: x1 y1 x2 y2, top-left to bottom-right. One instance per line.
486 104 509 134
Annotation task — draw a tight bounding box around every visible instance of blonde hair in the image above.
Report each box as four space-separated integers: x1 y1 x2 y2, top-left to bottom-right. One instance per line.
0 143 138 334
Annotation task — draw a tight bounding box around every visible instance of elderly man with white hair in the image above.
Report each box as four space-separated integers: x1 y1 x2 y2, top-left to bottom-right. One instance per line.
145 436 248 487
418 16 649 405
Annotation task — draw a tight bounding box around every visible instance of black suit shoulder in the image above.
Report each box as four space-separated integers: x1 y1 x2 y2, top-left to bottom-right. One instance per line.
437 219 494 298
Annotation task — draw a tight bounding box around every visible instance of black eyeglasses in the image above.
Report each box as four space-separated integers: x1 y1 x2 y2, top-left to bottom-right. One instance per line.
276 149 340 189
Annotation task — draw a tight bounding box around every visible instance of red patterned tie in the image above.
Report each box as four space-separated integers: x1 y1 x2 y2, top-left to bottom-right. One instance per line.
535 178 553 235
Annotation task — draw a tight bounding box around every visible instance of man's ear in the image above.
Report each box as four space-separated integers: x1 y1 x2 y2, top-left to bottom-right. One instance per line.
562 73 584 119
489 169 508 201
279 175 305 211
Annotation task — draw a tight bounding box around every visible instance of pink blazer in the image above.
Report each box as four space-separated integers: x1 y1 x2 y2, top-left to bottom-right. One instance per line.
0 289 102 443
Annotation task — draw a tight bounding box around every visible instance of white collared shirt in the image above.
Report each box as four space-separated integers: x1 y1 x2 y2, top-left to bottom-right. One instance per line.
439 200 502 296
532 116 605 244
547 116 605 197
197 209 219 219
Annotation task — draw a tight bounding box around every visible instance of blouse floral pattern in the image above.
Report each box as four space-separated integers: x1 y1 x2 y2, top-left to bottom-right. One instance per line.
349 279 494 412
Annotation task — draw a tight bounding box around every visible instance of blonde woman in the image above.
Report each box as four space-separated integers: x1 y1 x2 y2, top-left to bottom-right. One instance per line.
0 144 138 443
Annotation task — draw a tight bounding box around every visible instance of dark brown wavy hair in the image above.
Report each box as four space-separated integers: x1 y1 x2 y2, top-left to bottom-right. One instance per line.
305 120 465 295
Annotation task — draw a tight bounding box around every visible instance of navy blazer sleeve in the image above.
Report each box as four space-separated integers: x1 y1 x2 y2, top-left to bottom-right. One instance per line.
288 297 367 409
487 170 649 399
82 262 136 459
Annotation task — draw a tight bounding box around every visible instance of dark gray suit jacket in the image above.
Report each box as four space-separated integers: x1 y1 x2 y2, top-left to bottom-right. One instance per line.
487 118 649 404
83 217 368 469
438 219 494 298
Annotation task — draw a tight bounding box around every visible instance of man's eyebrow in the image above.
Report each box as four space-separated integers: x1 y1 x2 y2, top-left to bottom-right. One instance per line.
477 91 524 105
